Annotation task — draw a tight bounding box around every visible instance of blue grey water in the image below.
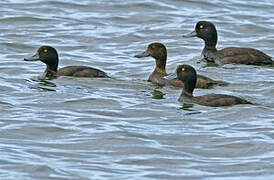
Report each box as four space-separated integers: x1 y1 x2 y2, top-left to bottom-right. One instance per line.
0 0 274 179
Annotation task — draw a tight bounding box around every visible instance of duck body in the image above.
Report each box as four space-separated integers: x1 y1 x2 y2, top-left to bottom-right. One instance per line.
135 42 227 88
179 93 251 107
148 70 171 86
203 46 273 65
57 66 108 78
215 47 273 65
195 74 227 88
184 21 274 65
24 46 109 79
177 64 252 107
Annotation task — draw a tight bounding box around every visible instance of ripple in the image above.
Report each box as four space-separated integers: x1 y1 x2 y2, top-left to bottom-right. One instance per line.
0 0 274 179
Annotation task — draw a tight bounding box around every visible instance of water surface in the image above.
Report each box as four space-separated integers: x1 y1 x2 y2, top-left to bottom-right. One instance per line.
0 0 274 179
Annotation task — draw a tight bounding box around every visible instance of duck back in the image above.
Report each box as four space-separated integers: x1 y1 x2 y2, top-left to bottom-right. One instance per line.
57 66 109 78
196 94 252 107
218 47 273 65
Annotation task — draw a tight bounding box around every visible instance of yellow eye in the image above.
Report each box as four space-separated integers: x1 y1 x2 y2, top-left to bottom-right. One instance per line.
44 49 48 53
200 25 204 29
181 67 185 71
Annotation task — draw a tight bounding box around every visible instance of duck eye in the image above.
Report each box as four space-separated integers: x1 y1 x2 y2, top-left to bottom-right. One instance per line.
199 25 204 29
181 67 185 71
44 49 48 53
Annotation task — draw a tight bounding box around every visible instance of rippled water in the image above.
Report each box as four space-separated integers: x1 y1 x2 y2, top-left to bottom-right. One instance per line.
1 0 274 179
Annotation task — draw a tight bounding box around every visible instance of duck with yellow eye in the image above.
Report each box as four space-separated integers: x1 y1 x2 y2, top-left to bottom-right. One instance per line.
177 64 252 107
183 21 274 65
24 46 109 79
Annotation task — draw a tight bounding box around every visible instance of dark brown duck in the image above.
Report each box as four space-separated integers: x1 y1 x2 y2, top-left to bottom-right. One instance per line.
183 21 274 65
135 42 228 89
177 64 252 107
24 46 109 79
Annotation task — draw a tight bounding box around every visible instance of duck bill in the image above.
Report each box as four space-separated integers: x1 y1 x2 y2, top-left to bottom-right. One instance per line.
182 30 197 37
134 51 149 58
24 52 40 61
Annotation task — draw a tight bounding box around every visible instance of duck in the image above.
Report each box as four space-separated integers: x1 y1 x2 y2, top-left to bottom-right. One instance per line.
183 21 274 66
24 46 109 79
134 42 228 89
177 64 252 107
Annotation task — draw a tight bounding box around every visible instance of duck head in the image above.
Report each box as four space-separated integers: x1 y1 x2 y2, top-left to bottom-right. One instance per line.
176 64 197 94
135 42 167 70
24 46 59 72
183 21 218 47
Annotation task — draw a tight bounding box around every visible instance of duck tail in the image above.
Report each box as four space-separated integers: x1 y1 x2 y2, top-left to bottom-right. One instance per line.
263 58 274 67
242 99 253 105
213 80 229 86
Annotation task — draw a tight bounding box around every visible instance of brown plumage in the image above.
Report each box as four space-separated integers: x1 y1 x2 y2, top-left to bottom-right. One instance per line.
134 42 228 88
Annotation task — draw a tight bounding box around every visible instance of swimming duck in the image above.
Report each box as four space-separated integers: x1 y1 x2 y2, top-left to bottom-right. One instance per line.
183 21 274 65
24 46 109 79
177 64 252 107
135 42 228 89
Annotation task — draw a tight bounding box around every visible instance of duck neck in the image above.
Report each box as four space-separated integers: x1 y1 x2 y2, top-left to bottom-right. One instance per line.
202 43 218 62
182 81 194 97
179 86 194 102
203 31 218 53
204 44 217 52
44 64 58 78
153 57 168 76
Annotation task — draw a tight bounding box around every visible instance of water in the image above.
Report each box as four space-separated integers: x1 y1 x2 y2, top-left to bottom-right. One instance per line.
0 0 274 179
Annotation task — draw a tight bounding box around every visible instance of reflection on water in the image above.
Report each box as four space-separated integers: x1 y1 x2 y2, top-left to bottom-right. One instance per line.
0 0 274 179
29 78 57 92
152 89 165 99
180 103 195 111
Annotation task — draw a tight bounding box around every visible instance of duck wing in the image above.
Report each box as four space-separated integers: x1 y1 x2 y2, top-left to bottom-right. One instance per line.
57 66 109 78
218 47 273 65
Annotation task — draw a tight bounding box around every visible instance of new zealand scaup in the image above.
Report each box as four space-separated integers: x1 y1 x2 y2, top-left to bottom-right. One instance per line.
177 64 252 107
183 21 274 66
24 46 109 79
